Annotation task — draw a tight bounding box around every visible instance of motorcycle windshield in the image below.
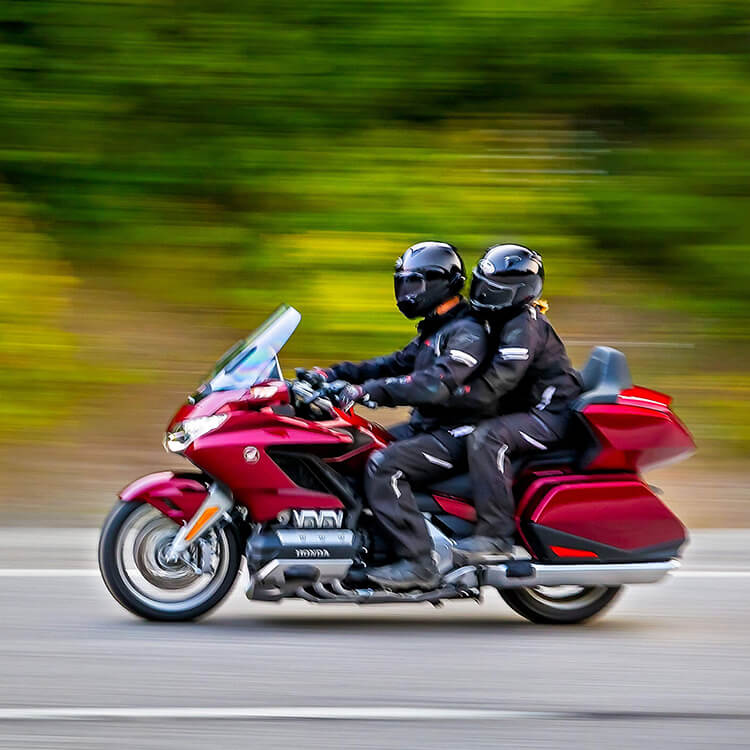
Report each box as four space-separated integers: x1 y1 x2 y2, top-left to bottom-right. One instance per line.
198 305 301 394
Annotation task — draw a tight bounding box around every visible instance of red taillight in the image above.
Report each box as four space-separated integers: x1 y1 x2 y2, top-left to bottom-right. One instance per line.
550 545 598 558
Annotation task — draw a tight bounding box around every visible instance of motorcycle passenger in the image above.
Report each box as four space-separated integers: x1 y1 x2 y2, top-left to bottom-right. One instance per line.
303 241 489 590
450 244 583 563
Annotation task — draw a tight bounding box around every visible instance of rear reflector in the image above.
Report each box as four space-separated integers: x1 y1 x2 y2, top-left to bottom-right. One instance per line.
550 545 598 558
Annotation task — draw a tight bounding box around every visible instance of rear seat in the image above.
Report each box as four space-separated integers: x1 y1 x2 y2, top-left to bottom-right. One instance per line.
426 449 578 501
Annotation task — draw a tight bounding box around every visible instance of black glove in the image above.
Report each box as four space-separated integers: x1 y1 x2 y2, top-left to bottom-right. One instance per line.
295 367 334 387
328 382 376 411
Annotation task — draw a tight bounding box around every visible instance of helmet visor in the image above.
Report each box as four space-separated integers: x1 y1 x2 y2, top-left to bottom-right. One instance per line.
394 271 427 301
470 274 516 309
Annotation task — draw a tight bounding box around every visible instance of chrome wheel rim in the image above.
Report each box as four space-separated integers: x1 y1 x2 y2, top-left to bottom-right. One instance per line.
524 584 609 611
115 505 231 614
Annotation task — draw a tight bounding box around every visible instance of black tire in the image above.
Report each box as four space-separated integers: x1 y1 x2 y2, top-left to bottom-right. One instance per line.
500 585 622 625
98 500 242 621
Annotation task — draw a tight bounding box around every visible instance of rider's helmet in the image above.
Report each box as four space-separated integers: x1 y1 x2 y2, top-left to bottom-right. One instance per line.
394 241 466 319
469 244 544 314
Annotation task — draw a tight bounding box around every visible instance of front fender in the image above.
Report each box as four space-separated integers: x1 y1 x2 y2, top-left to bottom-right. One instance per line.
118 471 209 524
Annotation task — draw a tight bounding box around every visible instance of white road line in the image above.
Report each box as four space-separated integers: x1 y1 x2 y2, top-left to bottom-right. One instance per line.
0 707 584 721
672 570 750 578
0 569 100 577
0 568 749 578
0 707 748 722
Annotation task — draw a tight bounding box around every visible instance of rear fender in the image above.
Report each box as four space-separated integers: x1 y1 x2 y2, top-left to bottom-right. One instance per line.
118 471 209 524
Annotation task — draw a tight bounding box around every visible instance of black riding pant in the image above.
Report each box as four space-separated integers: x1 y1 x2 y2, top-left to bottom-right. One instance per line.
467 410 570 544
365 426 471 561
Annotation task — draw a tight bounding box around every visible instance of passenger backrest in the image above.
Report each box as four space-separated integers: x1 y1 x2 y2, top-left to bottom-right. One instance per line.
573 346 632 410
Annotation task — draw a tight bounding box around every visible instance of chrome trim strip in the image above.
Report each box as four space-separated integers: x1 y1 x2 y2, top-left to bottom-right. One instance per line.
484 560 679 589
275 529 355 546
255 559 353 587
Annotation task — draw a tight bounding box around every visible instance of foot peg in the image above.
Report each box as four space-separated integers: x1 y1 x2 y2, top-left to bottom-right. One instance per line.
503 560 534 578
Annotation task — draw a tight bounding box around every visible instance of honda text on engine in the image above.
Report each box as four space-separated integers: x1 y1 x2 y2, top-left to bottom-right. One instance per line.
99 305 695 624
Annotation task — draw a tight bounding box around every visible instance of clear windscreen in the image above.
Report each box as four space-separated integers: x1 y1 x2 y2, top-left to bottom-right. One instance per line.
196 305 301 394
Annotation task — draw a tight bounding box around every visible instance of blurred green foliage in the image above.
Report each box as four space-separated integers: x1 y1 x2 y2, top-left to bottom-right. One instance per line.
0 0 749 452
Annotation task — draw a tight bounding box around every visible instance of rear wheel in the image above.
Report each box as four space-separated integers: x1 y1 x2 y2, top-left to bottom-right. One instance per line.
500 584 622 624
99 500 241 621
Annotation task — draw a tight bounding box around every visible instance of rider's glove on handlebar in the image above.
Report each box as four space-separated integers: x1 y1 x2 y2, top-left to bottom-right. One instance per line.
296 367 335 386
313 366 335 381
334 383 372 410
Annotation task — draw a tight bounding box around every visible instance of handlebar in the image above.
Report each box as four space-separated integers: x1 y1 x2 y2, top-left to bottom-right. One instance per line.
289 379 331 408
290 378 377 412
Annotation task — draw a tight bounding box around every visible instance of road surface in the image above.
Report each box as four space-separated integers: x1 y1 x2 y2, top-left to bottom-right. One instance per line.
0 528 748 749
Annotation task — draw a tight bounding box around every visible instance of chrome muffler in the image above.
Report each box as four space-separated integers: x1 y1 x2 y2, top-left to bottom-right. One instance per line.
482 560 679 589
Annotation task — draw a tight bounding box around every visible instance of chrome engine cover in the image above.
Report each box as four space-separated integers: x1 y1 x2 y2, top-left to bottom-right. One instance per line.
246 528 356 588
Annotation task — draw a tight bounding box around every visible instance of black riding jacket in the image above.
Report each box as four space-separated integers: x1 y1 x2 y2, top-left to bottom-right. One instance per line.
447 304 583 420
329 300 489 431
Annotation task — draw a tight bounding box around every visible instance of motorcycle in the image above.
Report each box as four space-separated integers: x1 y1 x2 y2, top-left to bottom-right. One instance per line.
99 304 695 624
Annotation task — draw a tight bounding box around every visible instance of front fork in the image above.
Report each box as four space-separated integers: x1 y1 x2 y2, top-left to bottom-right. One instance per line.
165 482 234 563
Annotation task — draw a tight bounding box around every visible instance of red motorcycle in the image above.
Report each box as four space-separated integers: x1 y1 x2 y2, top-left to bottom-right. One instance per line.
99 305 695 624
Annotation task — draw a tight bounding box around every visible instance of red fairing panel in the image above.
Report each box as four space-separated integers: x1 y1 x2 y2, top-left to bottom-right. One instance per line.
521 476 686 552
582 400 695 472
185 410 347 522
119 472 208 524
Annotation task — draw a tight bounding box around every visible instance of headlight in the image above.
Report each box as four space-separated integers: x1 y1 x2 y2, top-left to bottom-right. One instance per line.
164 414 228 453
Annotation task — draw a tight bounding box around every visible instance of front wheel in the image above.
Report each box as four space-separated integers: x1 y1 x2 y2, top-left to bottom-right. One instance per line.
500 584 622 625
99 500 242 621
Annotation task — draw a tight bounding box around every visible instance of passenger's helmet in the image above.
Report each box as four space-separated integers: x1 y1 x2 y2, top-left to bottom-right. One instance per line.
394 241 466 319
470 244 544 313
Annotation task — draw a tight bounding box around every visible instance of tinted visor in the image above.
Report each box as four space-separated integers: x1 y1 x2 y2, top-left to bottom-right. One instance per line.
394 271 427 300
470 274 516 309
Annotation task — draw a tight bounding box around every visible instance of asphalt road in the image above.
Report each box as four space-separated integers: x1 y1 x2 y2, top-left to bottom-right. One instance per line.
0 528 749 749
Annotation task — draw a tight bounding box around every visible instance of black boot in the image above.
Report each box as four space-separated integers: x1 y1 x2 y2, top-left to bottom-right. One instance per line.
366 557 440 591
453 536 514 564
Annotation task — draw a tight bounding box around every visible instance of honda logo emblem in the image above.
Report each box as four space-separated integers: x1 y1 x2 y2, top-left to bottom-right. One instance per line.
243 446 260 464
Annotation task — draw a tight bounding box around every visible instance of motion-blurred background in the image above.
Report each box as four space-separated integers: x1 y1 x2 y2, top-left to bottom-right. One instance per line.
1 0 748 525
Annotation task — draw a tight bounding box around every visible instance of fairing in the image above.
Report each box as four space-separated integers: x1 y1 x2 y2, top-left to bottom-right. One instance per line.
581 400 695 472
119 471 209 524
183 410 358 521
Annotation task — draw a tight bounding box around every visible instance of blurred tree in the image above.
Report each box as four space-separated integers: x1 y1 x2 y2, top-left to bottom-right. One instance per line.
0 0 748 449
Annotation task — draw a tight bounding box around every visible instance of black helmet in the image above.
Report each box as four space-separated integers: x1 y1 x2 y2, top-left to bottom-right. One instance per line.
470 244 544 313
394 241 466 319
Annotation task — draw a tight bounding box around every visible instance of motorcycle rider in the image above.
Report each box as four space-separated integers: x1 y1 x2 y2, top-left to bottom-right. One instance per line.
302 241 489 590
452 244 583 563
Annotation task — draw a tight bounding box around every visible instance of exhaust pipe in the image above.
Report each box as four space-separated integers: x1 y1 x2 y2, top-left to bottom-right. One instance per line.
482 560 679 589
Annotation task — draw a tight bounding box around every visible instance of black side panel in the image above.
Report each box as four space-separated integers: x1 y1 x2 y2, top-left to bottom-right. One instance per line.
426 473 473 500
415 493 441 513
524 523 686 563
265 449 363 523
431 514 475 539
336 426 376 452
267 432 373 460
266 450 330 494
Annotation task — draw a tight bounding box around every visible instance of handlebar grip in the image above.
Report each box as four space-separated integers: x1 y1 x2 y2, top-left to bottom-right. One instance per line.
303 389 321 405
